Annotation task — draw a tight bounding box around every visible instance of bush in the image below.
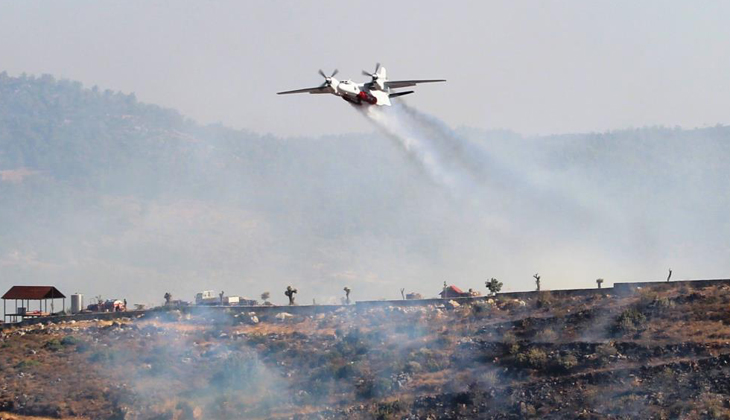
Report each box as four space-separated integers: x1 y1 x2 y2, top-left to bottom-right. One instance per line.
411 348 448 372
536 292 553 309
481 370 498 388
43 338 62 352
76 341 90 353
61 336 80 346
88 349 119 364
15 359 41 369
595 343 618 366
502 330 517 345
558 354 578 371
614 308 647 334
536 328 558 342
517 347 547 369
527 348 547 368
371 401 402 420
355 376 393 399
404 361 422 374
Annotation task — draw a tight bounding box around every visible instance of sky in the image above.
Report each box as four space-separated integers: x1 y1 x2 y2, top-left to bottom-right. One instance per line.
1 1 730 137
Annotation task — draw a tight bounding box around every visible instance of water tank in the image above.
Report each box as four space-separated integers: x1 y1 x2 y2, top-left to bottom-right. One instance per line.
71 294 83 314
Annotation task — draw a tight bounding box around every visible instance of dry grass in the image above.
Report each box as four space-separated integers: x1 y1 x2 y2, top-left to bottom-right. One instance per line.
3 281 730 419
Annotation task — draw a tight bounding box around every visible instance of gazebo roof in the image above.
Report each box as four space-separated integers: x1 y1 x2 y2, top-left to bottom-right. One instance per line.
2 286 66 300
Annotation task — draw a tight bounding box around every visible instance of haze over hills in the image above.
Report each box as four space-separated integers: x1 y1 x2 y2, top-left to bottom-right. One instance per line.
1 72 728 306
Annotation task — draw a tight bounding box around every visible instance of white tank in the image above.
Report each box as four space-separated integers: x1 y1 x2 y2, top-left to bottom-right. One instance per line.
71 294 83 314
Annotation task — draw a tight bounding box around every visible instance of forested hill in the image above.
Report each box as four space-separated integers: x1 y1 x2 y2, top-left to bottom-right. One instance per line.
0 72 728 306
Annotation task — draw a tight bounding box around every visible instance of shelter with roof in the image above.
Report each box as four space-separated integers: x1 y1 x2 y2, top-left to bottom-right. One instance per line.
2 286 66 323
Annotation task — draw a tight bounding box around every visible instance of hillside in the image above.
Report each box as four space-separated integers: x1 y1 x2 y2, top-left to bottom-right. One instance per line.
2 281 730 418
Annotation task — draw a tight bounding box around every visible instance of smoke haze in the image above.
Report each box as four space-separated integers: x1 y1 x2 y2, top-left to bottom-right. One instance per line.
0 75 729 308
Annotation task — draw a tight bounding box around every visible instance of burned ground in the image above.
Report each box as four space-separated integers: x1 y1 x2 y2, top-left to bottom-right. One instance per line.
2 283 730 419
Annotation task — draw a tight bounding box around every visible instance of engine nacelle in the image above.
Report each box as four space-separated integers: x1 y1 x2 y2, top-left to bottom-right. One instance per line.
357 90 378 105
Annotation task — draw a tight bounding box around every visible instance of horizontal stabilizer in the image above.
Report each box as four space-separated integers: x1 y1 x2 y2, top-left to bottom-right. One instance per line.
389 91 414 98
385 79 446 89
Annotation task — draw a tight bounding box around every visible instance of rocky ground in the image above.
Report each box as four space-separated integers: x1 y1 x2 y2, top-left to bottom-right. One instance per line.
2 282 730 419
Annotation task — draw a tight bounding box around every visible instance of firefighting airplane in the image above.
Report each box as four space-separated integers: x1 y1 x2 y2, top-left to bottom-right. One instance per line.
277 64 445 106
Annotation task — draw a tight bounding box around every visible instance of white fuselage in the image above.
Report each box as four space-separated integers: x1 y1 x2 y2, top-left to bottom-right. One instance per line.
327 79 392 106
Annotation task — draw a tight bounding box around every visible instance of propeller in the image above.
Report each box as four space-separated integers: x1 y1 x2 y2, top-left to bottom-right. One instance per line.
362 62 382 80
319 69 339 87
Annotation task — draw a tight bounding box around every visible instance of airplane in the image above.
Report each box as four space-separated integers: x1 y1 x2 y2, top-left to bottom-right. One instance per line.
277 63 445 106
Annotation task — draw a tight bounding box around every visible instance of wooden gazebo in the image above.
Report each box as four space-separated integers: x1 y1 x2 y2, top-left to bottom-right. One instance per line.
2 286 66 323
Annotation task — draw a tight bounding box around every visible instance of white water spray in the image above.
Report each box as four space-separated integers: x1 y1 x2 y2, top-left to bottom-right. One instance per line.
361 103 480 194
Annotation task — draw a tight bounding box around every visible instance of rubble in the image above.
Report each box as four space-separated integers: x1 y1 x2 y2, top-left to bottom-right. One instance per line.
275 312 294 321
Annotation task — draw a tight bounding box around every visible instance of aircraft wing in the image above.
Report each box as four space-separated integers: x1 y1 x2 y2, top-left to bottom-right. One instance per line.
384 79 446 89
277 86 329 95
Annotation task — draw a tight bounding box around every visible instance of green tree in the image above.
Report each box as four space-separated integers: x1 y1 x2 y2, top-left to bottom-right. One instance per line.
485 278 503 296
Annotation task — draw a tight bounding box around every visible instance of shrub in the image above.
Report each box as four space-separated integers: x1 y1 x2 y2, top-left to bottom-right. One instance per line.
15 359 41 369
526 348 547 368
518 402 537 417
614 308 647 334
652 296 674 310
75 341 90 353
334 362 360 380
89 350 115 363
481 370 498 388
639 290 675 312
404 361 422 374
371 401 402 420
355 376 393 399
43 338 63 352
411 348 448 372
536 328 558 342
700 393 725 419
558 353 578 371
517 347 547 369
61 336 80 346
536 292 553 309
595 343 618 366
502 330 517 346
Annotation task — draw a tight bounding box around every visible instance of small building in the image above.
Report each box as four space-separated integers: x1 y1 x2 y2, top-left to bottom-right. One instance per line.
2 286 66 323
439 285 471 299
195 290 218 305
223 296 240 305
